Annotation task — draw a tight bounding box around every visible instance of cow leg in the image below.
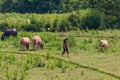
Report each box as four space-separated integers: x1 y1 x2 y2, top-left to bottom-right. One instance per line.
33 44 36 50
33 42 36 50
26 44 29 51
37 44 39 50
35 44 37 50
26 45 28 51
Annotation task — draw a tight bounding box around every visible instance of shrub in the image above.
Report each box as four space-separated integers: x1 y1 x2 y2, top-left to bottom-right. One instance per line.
107 15 120 29
80 9 107 30
0 10 108 32
67 12 81 30
0 22 9 31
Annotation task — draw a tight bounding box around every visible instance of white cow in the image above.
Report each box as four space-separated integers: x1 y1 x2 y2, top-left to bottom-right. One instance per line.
99 40 109 51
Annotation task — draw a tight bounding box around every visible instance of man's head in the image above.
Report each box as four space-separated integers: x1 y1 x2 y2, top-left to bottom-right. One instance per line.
65 38 68 40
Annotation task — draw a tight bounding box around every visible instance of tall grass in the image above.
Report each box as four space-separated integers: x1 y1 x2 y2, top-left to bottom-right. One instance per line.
0 9 108 32
0 30 120 79
1 30 120 53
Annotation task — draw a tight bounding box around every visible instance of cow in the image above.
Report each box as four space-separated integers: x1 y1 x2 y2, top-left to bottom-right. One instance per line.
99 40 109 51
32 36 44 50
20 37 30 51
1 29 18 41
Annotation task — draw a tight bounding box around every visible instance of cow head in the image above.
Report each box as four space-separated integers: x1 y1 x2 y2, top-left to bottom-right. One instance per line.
40 42 44 49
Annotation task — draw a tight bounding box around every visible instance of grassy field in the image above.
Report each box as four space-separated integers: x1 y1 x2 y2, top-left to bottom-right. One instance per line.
0 30 120 80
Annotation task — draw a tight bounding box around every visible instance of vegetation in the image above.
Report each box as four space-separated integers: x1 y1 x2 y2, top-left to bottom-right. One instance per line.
0 30 120 80
0 0 119 31
0 10 110 31
0 0 120 80
0 0 119 15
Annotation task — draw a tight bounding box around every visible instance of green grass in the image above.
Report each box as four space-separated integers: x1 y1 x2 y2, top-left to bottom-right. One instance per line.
0 30 120 80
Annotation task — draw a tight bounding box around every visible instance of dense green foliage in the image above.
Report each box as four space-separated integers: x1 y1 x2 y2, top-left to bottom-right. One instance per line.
0 0 119 31
0 9 108 32
0 0 120 15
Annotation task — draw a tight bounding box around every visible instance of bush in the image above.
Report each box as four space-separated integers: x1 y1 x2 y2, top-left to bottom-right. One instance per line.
67 12 81 30
58 18 71 32
0 22 9 31
107 15 120 29
80 9 107 30
0 10 108 32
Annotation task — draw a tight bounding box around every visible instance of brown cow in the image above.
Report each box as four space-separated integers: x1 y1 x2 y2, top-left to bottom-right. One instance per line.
32 36 44 50
20 37 30 51
99 40 109 51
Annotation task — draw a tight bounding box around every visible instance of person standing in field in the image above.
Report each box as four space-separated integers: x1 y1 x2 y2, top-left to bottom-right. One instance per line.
61 38 70 58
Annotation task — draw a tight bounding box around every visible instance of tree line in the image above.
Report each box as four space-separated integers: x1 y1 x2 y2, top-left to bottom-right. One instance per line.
0 0 119 15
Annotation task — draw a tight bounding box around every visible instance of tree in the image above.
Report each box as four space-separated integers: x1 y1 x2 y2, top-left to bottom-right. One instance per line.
0 0 14 12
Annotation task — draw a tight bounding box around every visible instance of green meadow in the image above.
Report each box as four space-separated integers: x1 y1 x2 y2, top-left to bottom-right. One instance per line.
0 30 120 80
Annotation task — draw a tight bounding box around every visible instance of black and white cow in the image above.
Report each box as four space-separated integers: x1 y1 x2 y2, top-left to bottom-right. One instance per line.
1 29 18 41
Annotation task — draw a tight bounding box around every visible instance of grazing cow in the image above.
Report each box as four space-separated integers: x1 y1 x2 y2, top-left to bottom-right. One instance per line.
20 37 30 51
1 29 18 41
99 40 109 51
32 36 44 50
